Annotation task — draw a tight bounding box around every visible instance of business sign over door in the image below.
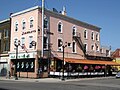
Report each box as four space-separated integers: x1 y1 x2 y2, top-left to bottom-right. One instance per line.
9 52 36 59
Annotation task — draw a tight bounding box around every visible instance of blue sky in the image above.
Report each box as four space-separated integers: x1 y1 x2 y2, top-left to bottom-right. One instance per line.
0 0 120 50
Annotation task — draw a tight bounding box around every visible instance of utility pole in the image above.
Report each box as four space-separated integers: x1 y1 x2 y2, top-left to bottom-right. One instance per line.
41 0 44 57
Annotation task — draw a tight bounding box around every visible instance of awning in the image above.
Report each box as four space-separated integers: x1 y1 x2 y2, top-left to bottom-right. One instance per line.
65 58 120 66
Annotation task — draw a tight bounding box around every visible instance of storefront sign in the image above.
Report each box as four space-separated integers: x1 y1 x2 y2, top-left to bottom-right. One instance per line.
9 52 36 59
22 30 36 35
0 57 9 62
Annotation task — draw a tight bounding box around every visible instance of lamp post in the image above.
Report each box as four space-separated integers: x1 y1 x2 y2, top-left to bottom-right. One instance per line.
14 40 20 80
61 42 67 81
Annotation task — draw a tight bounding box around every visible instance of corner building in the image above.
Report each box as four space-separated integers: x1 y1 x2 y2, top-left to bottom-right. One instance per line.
9 6 117 78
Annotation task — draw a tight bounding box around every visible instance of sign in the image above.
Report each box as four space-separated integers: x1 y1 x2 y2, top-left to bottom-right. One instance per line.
22 30 36 35
9 52 37 59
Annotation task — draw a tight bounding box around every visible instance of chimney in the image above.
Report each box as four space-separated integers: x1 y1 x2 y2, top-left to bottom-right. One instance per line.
62 6 66 15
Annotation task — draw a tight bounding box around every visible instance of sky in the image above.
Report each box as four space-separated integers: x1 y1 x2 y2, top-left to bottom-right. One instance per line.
0 0 120 50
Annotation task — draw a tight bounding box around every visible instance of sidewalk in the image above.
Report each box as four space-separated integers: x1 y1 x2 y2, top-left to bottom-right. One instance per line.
0 76 115 83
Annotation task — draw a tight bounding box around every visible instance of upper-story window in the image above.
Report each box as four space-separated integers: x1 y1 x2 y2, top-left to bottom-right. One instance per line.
96 45 99 51
30 17 34 28
14 38 18 50
96 33 99 41
4 29 9 38
91 45 94 51
15 22 18 31
84 30 87 39
72 41 76 53
44 18 48 29
72 26 77 36
21 37 25 49
91 32 94 40
29 36 33 48
84 43 87 52
58 22 63 33
22 20 26 30
58 38 63 51
44 36 48 50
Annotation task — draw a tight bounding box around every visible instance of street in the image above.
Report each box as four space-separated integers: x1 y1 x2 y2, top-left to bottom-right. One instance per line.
0 78 120 90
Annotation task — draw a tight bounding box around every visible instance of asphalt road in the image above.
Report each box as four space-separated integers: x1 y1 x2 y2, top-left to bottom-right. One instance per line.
0 78 120 90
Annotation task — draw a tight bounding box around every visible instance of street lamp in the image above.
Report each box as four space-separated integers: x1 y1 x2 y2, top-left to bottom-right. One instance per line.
14 40 20 80
61 42 67 81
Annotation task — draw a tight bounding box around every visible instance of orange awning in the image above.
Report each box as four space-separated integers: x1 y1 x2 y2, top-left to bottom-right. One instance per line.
65 58 120 66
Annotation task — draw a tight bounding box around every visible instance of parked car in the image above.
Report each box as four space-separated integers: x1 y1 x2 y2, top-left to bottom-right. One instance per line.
116 72 120 78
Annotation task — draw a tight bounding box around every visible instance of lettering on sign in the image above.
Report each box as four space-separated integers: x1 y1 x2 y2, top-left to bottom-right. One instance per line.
22 30 36 35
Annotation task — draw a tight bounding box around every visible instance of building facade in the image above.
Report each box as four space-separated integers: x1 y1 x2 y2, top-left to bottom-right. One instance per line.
9 6 116 78
112 49 120 71
0 19 10 76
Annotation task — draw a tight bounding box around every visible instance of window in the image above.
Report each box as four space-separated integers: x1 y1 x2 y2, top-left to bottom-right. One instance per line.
96 33 99 41
72 26 76 36
91 32 94 40
58 38 63 51
15 22 18 31
96 45 99 51
4 29 9 38
58 22 63 33
22 20 26 30
21 37 25 49
30 17 34 28
14 38 18 50
106 50 109 56
91 45 94 51
29 36 33 48
44 18 48 29
84 43 87 52
100 48 103 53
68 43 71 47
84 30 87 39
44 37 48 49
3 39 9 51
72 42 76 53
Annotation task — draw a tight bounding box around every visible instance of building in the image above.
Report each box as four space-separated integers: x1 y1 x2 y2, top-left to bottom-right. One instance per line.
9 6 119 78
0 19 10 76
112 49 120 71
